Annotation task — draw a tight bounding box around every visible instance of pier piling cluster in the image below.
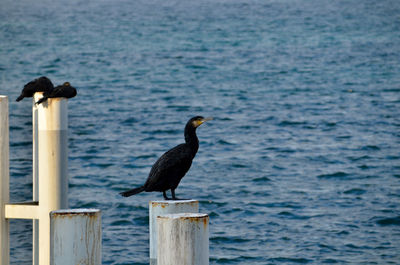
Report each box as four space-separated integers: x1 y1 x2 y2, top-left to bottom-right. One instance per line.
1 95 209 264
0 95 101 265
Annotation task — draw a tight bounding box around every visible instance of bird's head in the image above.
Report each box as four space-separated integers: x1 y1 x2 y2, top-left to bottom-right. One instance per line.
189 116 213 128
63 82 71 86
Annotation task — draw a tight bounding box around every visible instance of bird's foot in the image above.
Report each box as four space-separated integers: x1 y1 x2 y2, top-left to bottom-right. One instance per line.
171 197 190 201
163 190 190 201
163 196 189 201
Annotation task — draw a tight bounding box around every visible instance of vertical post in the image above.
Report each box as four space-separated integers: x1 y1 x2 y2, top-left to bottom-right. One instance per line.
149 200 198 265
50 209 102 265
157 213 209 265
32 93 40 265
0 96 10 265
37 98 69 265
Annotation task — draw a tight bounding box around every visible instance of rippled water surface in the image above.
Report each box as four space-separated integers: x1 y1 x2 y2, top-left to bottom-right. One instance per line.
1 0 400 264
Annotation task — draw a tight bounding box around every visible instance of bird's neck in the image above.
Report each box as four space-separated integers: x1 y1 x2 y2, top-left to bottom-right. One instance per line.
184 126 199 154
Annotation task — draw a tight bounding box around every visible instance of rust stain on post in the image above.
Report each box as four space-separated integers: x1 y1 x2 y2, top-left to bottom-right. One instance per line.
51 209 100 218
203 216 208 229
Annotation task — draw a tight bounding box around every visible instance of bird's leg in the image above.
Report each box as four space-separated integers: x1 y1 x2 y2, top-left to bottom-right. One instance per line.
163 190 171 200
171 189 187 200
171 189 177 200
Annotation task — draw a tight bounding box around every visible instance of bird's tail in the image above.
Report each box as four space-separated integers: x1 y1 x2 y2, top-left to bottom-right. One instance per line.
120 186 145 197
16 95 24 102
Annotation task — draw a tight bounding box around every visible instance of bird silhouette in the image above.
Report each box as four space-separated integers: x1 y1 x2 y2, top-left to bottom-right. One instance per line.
36 82 77 105
120 116 212 200
16 76 54 102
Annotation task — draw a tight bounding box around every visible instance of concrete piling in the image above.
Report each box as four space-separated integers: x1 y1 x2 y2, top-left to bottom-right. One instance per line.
0 96 10 265
37 97 69 265
149 200 199 265
50 209 102 265
157 213 209 265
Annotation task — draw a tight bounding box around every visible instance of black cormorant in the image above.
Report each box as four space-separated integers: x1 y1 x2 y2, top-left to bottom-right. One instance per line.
120 116 212 200
36 82 77 105
16 76 54 102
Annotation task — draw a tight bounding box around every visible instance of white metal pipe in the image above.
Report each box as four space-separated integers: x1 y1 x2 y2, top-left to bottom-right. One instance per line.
37 97 69 265
5 202 39 219
50 209 102 265
1 94 71 265
149 200 198 265
32 93 40 265
157 213 209 265
0 95 10 265
32 94 40 201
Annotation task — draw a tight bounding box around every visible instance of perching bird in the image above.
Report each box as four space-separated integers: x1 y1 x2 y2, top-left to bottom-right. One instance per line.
36 82 77 105
16 76 54 102
120 116 212 200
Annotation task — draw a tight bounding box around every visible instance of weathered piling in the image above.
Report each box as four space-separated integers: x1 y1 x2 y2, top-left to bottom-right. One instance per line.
2 95 71 265
32 93 40 265
157 213 209 265
149 200 199 265
50 209 102 265
1 93 104 265
37 97 69 264
0 96 10 265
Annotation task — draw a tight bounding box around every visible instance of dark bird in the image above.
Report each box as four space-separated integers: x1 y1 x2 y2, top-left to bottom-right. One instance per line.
16 76 54 102
36 82 77 105
120 116 212 200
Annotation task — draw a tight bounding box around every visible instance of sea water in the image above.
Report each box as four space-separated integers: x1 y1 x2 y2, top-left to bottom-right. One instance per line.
1 0 399 264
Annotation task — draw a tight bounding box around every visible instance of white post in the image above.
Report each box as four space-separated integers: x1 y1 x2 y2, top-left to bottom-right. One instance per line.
50 209 102 265
157 213 209 265
3 95 97 265
37 97 69 265
0 96 10 265
149 200 198 265
32 93 40 265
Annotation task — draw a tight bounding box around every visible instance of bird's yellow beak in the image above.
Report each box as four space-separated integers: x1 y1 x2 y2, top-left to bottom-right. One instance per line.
198 117 213 126
202 117 213 123
193 117 213 127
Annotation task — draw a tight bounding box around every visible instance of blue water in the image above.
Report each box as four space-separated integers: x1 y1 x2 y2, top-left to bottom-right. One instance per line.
1 0 400 264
